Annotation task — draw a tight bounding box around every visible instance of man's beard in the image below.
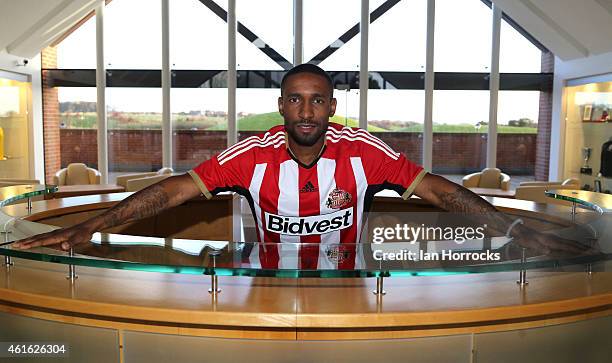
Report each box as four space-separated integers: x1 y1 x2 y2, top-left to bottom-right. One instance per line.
285 121 327 146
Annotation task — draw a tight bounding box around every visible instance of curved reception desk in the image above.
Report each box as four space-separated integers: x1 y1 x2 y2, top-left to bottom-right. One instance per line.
0 186 611 363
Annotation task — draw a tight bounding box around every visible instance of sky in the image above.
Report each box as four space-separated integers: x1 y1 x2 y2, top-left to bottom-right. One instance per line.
56 0 541 124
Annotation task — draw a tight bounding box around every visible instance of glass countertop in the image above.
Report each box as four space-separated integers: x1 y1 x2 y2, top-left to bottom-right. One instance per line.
545 189 612 214
0 184 58 207
0 229 608 277
1 185 609 278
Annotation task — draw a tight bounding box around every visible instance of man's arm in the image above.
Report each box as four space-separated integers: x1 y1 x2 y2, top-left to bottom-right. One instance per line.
13 174 202 250
412 173 588 254
414 173 498 214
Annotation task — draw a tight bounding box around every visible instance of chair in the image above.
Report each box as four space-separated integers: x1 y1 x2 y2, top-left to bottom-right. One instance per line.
515 178 580 204
53 163 101 186
116 167 174 192
462 168 511 191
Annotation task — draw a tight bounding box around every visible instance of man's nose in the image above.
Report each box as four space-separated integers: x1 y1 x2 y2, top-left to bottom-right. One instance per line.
299 101 314 119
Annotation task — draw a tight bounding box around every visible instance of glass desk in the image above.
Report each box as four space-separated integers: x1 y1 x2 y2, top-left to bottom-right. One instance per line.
546 189 612 221
1 185 609 294
0 184 57 209
1 185 612 362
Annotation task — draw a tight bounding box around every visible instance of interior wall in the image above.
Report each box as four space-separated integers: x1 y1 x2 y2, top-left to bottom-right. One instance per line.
0 50 44 182
550 50 612 181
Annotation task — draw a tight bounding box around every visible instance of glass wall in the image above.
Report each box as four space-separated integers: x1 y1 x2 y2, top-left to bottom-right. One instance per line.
434 0 491 72
171 88 228 172
0 73 31 179
367 0 426 165
57 87 98 170
43 0 551 189
432 0 491 181
497 91 540 183
56 14 96 69
499 18 541 73
104 0 161 69
431 90 489 182
235 0 292 143
106 88 162 178
171 0 229 171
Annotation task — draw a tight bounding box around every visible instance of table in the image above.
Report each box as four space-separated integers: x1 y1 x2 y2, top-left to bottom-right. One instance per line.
50 184 125 198
1 189 611 362
468 187 516 198
546 189 612 216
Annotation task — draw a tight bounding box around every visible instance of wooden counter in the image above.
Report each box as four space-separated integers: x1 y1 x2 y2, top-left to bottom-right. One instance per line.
1 193 611 363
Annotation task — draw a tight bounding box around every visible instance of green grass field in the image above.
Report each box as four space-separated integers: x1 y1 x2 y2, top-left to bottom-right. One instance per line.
60 112 536 134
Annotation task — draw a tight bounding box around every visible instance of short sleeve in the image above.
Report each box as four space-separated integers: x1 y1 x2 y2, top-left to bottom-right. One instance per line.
188 154 248 199
359 136 427 199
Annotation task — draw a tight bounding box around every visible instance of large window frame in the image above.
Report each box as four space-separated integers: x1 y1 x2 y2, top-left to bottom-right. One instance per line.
43 0 552 182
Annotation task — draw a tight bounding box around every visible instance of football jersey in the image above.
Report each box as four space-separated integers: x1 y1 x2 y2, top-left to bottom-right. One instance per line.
189 122 426 269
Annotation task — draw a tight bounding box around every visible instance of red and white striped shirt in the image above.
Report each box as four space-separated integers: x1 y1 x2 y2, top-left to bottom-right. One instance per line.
189 123 426 269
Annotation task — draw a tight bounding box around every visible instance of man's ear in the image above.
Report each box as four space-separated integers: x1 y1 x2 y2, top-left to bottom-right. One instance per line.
278 97 284 116
329 97 337 117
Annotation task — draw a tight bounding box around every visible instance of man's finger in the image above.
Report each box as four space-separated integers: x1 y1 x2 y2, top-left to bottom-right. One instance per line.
13 233 64 249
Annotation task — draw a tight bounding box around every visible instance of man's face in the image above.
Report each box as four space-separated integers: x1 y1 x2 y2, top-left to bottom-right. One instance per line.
278 72 337 147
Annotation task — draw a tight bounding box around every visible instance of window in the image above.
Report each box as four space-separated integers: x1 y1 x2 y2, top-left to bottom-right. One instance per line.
171 87 228 172
104 0 162 69
499 18 541 73
106 88 162 181
57 87 98 170
43 0 551 189
170 0 227 70
434 0 491 72
432 90 489 180
367 0 427 165
56 14 96 69
497 91 540 182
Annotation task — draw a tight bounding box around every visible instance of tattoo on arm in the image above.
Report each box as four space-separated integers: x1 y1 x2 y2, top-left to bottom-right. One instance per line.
438 187 496 214
97 184 171 230
437 186 515 235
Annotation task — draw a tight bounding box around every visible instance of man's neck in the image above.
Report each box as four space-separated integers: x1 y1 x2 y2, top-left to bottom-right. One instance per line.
287 136 326 167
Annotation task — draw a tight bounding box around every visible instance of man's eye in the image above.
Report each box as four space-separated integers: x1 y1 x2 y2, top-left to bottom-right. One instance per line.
288 97 299 103
313 99 324 104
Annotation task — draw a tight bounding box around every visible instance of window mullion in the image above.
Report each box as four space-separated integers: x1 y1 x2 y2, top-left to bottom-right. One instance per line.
423 0 435 171
95 1 108 184
487 4 501 169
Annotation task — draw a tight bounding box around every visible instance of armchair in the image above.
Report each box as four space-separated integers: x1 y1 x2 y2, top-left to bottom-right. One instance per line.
115 167 174 192
53 163 101 186
462 168 511 191
514 178 580 204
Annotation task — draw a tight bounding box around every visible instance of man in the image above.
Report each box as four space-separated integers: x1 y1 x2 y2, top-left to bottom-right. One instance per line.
14 64 584 263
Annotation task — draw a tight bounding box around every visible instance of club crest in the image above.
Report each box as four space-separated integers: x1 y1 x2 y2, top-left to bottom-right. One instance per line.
326 188 352 209
325 246 351 264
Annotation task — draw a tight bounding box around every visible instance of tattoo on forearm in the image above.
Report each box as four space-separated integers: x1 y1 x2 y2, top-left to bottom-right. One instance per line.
438 186 515 234
99 184 171 229
438 187 496 214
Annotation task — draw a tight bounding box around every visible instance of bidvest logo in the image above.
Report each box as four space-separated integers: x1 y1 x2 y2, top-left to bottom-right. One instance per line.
265 208 353 236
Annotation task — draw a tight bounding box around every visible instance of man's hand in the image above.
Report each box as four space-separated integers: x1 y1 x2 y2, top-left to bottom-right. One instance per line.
12 225 95 251
12 174 202 251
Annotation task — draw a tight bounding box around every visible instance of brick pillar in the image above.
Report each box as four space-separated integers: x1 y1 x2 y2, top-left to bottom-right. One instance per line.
535 51 554 181
41 47 61 184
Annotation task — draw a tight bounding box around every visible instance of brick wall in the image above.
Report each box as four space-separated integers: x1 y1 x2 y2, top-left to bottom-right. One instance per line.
41 47 61 184
60 130 536 175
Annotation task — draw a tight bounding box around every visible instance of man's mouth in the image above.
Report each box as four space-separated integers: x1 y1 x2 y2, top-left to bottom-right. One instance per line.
296 122 318 133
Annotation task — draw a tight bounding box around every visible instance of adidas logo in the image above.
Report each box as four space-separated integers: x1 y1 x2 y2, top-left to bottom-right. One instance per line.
300 181 318 193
